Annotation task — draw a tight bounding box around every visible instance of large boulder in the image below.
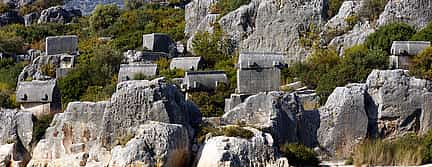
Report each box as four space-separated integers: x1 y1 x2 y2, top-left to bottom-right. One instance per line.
317 84 369 158
324 1 362 31
28 78 200 166
222 92 301 145
100 78 201 148
377 0 432 29
37 6 81 24
328 21 375 55
195 128 288 167
366 70 432 138
0 109 33 153
28 102 108 167
109 122 191 167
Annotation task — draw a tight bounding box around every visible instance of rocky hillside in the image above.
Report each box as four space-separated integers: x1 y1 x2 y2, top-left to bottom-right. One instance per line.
185 0 432 61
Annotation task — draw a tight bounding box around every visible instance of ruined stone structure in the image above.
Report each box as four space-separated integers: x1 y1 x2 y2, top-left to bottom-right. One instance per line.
237 52 285 94
16 80 61 117
45 35 78 56
170 57 202 71
143 33 177 57
182 71 228 91
123 50 170 63
118 63 158 82
389 41 430 69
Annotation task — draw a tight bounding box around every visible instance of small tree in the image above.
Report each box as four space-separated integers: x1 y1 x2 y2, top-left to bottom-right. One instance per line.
365 22 416 53
409 47 432 80
89 4 121 34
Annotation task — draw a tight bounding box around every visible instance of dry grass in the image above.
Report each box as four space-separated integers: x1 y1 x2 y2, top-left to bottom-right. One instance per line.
353 134 423 166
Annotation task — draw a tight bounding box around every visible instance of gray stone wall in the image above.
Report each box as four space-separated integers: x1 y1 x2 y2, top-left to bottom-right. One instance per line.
237 68 280 94
45 35 78 55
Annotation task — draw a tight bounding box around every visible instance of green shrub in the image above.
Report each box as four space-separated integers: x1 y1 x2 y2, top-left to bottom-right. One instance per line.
365 22 416 53
89 4 121 33
411 22 432 42
188 83 233 117
41 64 56 78
32 115 53 143
279 143 320 166
345 15 359 29
422 130 432 163
210 0 251 17
409 47 432 80
0 3 9 13
327 0 344 18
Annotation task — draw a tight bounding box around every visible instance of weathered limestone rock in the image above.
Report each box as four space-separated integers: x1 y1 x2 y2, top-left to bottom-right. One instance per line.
195 128 287 167
317 84 368 158
366 70 432 138
324 1 362 31
0 110 33 153
187 0 327 62
28 102 108 167
109 122 191 167
184 0 218 38
329 21 375 55
37 6 80 24
420 93 432 135
100 78 201 148
0 143 29 167
222 92 301 144
23 12 39 26
377 0 432 29
0 144 13 167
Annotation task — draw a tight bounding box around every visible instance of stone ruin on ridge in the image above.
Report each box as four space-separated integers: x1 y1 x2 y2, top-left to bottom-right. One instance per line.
118 63 158 82
389 41 430 69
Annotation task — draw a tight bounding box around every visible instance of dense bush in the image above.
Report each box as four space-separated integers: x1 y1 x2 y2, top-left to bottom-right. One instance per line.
282 45 388 104
0 30 25 54
279 143 320 166
210 0 251 17
409 47 432 80
59 44 122 107
327 0 344 18
32 115 53 143
365 22 416 53
90 5 121 33
411 22 432 42
188 83 232 117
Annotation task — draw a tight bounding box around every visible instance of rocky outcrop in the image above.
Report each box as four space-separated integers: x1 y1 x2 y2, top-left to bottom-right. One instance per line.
184 0 218 38
186 0 327 62
0 11 24 27
329 21 375 55
377 0 432 29
109 122 191 167
366 70 432 139
100 79 201 148
37 6 81 24
0 110 33 166
0 110 33 153
222 92 301 145
28 78 201 166
324 1 362 31
28 102 108 166
195 128 288 167
317 84 368 158
23 12 39 26
420 93 432 135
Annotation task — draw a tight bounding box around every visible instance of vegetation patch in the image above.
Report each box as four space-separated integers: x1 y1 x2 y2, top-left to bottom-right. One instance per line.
196 123 255 143
32 115 53 143
365 22 416 53
279 143 320 166
210 0 251 17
